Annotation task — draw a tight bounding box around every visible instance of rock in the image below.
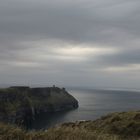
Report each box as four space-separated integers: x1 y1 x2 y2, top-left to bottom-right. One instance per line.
0 86 78 127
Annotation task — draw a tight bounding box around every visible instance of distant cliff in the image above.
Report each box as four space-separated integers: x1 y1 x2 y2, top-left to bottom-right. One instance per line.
0 86 78 126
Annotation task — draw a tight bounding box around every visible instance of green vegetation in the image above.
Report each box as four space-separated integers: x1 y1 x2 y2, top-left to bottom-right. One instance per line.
1 111 140 140
0 86 78 126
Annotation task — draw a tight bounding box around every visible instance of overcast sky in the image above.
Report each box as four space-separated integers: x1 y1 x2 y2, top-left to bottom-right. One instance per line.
0 0 140 89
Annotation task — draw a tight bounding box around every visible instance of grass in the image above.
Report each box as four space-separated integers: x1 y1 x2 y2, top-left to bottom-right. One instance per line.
1 111 140 140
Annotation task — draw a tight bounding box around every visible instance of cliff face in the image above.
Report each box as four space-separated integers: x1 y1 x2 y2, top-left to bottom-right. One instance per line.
0 86 78 126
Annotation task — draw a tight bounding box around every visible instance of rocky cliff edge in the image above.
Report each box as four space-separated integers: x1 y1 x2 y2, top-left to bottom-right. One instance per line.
0 86 78 126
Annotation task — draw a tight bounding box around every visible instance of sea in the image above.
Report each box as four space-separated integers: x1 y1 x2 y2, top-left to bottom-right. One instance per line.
31 88 140 130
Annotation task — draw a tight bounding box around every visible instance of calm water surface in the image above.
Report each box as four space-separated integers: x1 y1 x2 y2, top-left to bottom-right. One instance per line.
31 89 140 129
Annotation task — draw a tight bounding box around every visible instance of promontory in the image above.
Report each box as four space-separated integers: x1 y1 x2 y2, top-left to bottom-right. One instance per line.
0 86 78 126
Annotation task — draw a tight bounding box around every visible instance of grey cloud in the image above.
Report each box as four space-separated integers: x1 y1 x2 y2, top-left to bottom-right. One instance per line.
0 0 140 44
88 49 140 70
0 0 140 88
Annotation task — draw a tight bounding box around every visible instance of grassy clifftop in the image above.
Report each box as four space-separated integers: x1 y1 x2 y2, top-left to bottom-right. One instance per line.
0 111 140 140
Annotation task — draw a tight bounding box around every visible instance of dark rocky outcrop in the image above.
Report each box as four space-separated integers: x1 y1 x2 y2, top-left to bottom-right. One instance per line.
0 86 78 127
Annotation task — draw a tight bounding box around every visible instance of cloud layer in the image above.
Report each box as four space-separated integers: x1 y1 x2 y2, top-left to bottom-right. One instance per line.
0 0 140 89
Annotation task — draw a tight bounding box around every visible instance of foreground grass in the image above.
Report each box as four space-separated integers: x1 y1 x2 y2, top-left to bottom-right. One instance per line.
1 111 140 140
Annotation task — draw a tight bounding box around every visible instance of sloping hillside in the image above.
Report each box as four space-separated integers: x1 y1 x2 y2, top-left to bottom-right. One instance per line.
0 111 140 140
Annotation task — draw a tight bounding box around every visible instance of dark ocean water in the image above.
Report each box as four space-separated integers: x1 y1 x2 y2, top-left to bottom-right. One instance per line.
31 88 140 130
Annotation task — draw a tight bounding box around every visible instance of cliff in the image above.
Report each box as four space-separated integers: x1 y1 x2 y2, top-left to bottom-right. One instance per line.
0 111 140 140
0 86 78 126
